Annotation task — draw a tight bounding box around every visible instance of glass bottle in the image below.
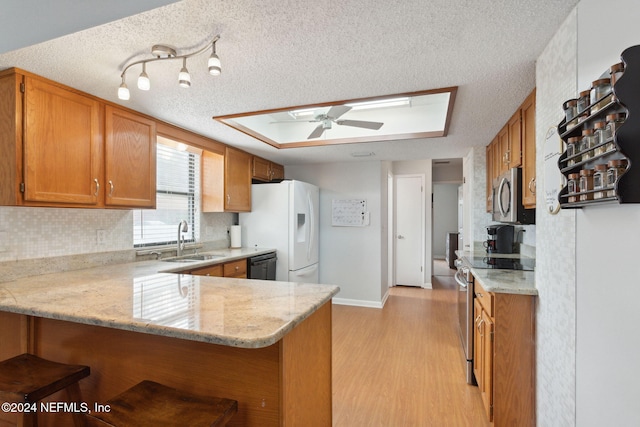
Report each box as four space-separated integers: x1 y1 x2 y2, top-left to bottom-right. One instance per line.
577 90 591 115
610 62 624 87
580 129 596 162
605 113 626 152
567 173 580 203
593 164 608 199
607 159 628 198
579 168 594 201
593 121 607 156
567 137 580 165
563 99 578 125
590 78 612 113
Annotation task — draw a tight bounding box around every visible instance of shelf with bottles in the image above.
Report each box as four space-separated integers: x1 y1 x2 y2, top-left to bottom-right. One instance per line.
557 44 640 208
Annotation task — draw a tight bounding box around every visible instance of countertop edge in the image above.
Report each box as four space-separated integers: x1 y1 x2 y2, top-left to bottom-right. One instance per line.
0 285 340 349
456 251 538 296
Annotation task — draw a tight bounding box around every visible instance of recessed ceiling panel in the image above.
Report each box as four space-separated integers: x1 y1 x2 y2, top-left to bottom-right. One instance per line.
214 87 457 149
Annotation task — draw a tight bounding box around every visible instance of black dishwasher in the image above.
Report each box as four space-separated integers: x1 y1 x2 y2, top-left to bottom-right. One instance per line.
248 252 277 280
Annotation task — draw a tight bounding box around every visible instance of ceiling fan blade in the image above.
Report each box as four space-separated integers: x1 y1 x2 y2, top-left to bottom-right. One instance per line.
336 119 384 130
326 105 352 119
308 124 326 139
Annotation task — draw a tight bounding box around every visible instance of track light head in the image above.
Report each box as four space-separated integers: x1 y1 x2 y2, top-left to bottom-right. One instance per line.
178 58 191 88
117 77 130 100
137 63 150 90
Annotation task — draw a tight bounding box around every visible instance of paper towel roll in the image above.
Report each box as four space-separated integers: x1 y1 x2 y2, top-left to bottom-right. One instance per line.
230 225 241 248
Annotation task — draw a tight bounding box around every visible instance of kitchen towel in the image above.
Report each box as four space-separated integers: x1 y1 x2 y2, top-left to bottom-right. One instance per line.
230 225 241 248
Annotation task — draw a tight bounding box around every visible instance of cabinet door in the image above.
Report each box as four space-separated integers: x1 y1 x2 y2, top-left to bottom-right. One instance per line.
521 91 536 208
481 309 494 421
189 264 223 277
223 259 247 278
507 110 522 169
486 141 494 212
473 299 483 388
23 76 101 205
224 147 251 212
271 163 284 181
252 156 271 182
104 106 156 208
497 125 509 174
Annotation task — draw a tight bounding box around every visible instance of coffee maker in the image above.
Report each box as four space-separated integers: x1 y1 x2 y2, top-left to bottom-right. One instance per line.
485 225 514 254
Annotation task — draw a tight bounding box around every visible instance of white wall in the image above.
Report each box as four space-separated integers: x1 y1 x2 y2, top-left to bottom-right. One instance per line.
432 184 459 258
285 161 385 306
575 1 640 425
535 8 578 425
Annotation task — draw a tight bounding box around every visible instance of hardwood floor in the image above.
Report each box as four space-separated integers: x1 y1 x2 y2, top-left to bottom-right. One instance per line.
332 261 490 426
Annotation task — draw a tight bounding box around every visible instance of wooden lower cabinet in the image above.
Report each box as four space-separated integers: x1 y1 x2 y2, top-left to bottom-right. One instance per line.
473 279 536 427
184 259 247 279
0 304 333 427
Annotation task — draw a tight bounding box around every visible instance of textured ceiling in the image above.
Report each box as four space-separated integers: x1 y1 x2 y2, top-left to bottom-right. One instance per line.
0 0 579 165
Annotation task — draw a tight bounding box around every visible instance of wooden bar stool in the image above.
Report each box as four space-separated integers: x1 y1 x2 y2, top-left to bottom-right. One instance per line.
0 353 90 427
87 380 238 427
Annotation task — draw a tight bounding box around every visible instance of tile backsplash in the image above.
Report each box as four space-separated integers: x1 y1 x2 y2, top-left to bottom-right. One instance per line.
0 206 235 262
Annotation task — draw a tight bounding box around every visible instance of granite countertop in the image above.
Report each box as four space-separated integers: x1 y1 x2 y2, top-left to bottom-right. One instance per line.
0 250 340 349
455 250 537 296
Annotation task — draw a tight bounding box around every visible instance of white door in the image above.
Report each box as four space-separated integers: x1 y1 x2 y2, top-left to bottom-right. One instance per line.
395 175 424 287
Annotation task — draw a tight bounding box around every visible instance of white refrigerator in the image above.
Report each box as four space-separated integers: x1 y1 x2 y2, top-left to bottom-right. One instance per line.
239 180 319 283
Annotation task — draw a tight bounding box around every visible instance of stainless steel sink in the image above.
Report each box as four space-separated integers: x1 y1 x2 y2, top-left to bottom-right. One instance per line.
161 254 223 263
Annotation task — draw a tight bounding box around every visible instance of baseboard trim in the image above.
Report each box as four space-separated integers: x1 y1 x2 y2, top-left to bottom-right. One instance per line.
332 297 384 309
423 281 433 289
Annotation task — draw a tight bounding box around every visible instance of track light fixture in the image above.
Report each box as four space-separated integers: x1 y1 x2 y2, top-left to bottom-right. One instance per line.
118 35 221 100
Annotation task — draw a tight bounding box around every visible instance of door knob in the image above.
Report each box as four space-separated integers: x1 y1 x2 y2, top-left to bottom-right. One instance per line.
398 235 405 239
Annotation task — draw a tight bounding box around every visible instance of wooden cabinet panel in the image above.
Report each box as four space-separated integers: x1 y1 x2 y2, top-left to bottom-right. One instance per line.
104 106 156 208
223 259 247 278
507 109 522 169
497 125 509 174
270 163 284 181
252 156 285 183
224 147 252 212
486 141 494 212
252 156 272 181
23 76 101 205
189 264 223 277
472 276 536 427
521 90 536 208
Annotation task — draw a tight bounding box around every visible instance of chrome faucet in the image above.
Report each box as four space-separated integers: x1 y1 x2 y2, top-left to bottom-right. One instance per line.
177 220 188 256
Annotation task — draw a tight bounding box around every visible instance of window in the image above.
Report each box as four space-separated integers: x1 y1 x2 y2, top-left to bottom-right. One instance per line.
133 141 200 247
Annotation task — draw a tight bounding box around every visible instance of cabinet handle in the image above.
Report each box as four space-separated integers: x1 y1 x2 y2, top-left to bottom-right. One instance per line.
235 266 239 271
108 180 114 197
94 179 100 197
227 194 231 204
476 292 483 298
529 177 536 195
505 150 511 164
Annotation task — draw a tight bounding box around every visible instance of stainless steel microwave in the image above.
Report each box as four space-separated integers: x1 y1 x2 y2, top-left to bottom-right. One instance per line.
492 167 535 224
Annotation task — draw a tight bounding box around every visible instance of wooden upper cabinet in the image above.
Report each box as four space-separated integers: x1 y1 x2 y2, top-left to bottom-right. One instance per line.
252 156 272 181
486 140 495 212
270 163 284 181
104 106 156 208
497 125 509 174
507 109 522 169
521 90 536 208
225 147 252 212
252 156 285 182
23 76 102 205
203 147 252 212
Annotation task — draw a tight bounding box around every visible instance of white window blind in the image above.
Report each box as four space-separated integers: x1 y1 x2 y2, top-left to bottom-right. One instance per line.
133 143 200 247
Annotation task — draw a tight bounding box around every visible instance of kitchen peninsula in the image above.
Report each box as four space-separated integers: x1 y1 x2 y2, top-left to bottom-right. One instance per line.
0 259 339 426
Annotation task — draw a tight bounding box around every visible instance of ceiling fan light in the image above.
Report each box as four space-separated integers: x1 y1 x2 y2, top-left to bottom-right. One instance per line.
208 54 221 76
118 80 130 100
137 63 150 91
178 58 191 88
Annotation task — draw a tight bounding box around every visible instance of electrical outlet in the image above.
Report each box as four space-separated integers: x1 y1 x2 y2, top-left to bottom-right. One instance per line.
96 229 107 245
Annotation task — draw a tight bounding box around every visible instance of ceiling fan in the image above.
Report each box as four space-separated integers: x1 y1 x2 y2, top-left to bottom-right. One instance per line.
274 105 384 139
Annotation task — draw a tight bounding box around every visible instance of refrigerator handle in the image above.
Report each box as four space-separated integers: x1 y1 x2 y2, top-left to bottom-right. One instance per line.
307 192 314 262
292 263 318 277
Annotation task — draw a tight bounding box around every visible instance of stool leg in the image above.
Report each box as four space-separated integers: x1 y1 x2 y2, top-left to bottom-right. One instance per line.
17 411 37 427
66 382 87 427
